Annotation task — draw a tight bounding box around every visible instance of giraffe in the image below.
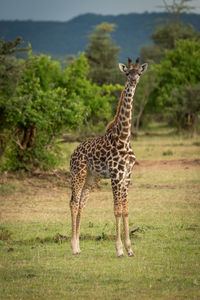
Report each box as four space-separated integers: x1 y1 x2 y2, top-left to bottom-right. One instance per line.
70 57 148 257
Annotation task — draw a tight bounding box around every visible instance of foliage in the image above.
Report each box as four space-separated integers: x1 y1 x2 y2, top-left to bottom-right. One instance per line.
161 0 195 23
133 68 157 132
57 53 118 134
1 54 86 170
0 47 119 170
167 84 200 131
152 39 200 101
141 22 198 64
0 37 29 105
139 0 200 132
0 37 29 157
151 39 200 131
85 22 122 85
141 0 199 63
0 37 28 98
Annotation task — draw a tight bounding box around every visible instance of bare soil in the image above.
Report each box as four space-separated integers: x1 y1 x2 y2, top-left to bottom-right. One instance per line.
135 158 200 169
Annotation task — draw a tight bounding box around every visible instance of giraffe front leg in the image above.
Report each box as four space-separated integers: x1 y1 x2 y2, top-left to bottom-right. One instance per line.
122 180 135 257
112 178 124 257
115 212 124 257
123 212 135 257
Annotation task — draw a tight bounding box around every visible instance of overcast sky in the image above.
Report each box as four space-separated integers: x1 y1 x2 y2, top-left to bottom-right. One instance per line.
0 0 199 21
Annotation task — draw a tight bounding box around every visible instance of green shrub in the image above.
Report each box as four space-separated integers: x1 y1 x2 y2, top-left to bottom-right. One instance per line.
162 149 173 156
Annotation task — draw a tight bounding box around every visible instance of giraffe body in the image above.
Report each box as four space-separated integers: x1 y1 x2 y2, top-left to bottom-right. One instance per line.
70 57 148 257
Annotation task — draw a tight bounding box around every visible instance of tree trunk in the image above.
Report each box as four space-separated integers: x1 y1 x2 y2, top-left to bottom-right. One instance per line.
17 126 36 151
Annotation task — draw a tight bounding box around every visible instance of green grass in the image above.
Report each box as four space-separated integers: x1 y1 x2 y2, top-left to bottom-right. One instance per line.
0 125 200 299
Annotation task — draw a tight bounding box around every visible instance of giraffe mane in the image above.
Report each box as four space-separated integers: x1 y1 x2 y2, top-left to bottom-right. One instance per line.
106 88 125 131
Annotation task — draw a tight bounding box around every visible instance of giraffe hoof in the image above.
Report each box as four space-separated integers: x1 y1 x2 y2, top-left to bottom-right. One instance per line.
73 251 81 255
128 251 135 257
118 254 124 258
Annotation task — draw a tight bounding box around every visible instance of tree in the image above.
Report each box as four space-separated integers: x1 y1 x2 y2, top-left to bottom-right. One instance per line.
151 39 200 131
161 0 195 23
140 0 198 63
138 0 200 132
85 22 122 85
132 69 156 133
2 54 85 170
0 37 29 157
59 54 120 134
167 84 200 132
0 49 120 170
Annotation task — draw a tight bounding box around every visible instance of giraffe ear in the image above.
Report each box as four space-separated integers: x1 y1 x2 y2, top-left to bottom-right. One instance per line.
140 63 148 74
119 63 128 73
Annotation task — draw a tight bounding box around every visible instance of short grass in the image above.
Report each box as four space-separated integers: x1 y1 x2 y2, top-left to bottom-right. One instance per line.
0 124 200 299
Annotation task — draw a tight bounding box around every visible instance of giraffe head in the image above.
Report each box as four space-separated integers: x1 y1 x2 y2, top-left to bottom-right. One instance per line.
119 57 148 86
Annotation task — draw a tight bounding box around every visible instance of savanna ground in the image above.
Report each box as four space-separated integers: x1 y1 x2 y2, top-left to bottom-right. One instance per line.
0 123 200 300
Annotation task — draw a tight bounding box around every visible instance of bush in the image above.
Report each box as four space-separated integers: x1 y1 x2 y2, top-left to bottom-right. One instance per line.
1 50 120 170
151 39 200 132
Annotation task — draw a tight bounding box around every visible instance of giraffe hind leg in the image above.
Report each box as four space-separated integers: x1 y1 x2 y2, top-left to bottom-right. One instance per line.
70 162 98 255
111 178 124 257
75 174 100 253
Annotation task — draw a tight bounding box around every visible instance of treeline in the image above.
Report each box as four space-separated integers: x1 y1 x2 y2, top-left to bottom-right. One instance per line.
0 12 200 59
0 1 200 171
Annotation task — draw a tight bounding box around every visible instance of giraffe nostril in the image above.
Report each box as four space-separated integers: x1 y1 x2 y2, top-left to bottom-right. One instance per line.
130 79 136 85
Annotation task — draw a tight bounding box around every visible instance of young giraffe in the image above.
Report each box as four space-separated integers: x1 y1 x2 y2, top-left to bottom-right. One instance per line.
70 57 148 257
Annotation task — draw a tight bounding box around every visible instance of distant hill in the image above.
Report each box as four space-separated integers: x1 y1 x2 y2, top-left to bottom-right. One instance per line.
0 12 200 60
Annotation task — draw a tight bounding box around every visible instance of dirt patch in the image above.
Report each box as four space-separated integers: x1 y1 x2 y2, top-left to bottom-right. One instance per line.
135 159 200 170
133 183 199 190
0 169 70 188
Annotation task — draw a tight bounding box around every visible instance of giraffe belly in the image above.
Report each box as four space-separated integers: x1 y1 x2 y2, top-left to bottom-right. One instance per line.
87 162 110 179
89 167 110 179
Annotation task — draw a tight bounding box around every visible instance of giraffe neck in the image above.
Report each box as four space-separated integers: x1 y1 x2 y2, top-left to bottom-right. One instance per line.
116 81 137 141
